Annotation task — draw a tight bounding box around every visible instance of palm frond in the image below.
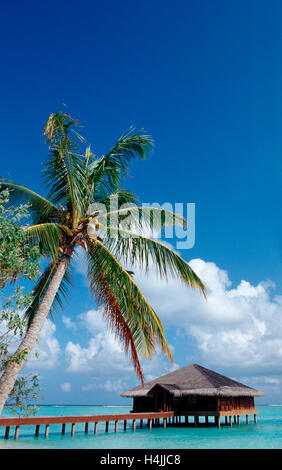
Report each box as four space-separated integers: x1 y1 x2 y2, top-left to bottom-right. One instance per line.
87 239 173 362
43 111 87 227
0 181 60 224
24 223 66 260
87 127 153 200
92 269 145 383
95 188 140 208
104 205 187 232
101 226 206 295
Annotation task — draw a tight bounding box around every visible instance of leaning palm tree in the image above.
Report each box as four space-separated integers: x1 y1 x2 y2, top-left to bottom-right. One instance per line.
0 110 205 414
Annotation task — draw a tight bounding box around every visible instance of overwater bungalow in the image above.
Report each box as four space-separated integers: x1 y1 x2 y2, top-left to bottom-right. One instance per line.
121 363 264 427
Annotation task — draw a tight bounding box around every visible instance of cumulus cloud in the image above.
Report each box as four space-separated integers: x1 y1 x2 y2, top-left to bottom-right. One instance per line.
62 255 282 400
64 308 176 389
26 318 61 370
135 258 282 378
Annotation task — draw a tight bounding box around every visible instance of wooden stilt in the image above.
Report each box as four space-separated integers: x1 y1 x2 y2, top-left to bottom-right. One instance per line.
5 426 10 439
237 416 240 425
140 419 143 428
217 416 221 428
205 416 209 425
45 424 49 438
163 418 167 428
133 419 136 432
105 421 109 432
35 425 40 437
62 423 66 435
85 422 89 433
71 423 75 436
254 414 257 424
115 421 118 432
149 419 152 430
94 422 98 434
14 426 20 440
124 420 127 431
229 416 232 427
246 415 249 424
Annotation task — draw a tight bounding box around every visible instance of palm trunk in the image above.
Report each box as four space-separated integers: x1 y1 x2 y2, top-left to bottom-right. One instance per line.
0 256 70 415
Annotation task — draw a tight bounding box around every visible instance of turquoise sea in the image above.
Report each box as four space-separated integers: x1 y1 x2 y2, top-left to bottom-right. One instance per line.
0 405 282 449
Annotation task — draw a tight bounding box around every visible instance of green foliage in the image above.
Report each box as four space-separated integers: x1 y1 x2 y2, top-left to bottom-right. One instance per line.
6 375 42 417
0 189 42 416
0 186 40 286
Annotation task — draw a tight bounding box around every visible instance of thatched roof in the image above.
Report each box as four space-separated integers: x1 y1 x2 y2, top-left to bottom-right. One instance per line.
121 364 264 398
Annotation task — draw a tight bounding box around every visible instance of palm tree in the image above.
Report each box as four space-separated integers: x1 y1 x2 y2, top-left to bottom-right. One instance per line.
0 110 205 414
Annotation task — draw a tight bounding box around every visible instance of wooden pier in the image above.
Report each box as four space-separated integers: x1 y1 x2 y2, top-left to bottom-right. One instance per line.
0 411 173 440
0 408 258 440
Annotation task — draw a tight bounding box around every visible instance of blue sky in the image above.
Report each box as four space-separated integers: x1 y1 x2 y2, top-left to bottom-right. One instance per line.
2 0 282 405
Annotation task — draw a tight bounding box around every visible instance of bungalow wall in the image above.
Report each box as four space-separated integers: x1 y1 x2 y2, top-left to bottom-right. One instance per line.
218 396 254 411
132 394 255 413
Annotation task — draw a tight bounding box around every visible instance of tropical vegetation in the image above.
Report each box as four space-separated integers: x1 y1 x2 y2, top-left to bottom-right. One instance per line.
0 187 41 415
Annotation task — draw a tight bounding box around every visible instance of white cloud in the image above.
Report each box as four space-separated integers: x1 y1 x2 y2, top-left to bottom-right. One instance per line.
82 379 128 393
26 319 61 370
64 308 176 389
134 258 282 377
62 315 77 331
60 382 71 392
62 255 282 400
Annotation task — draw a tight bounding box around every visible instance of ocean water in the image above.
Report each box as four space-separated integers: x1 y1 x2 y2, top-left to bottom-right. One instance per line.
0 404 281 449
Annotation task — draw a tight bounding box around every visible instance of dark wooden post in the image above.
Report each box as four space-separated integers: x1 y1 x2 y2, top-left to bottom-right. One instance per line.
105 421 109 432
133 419 136 432
115 421 118 432
124 420 127 431
71 423 75 436
62 423 66 435
5 426 10 439
35 425 40 437
85 422 89 433
94 422 98 434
